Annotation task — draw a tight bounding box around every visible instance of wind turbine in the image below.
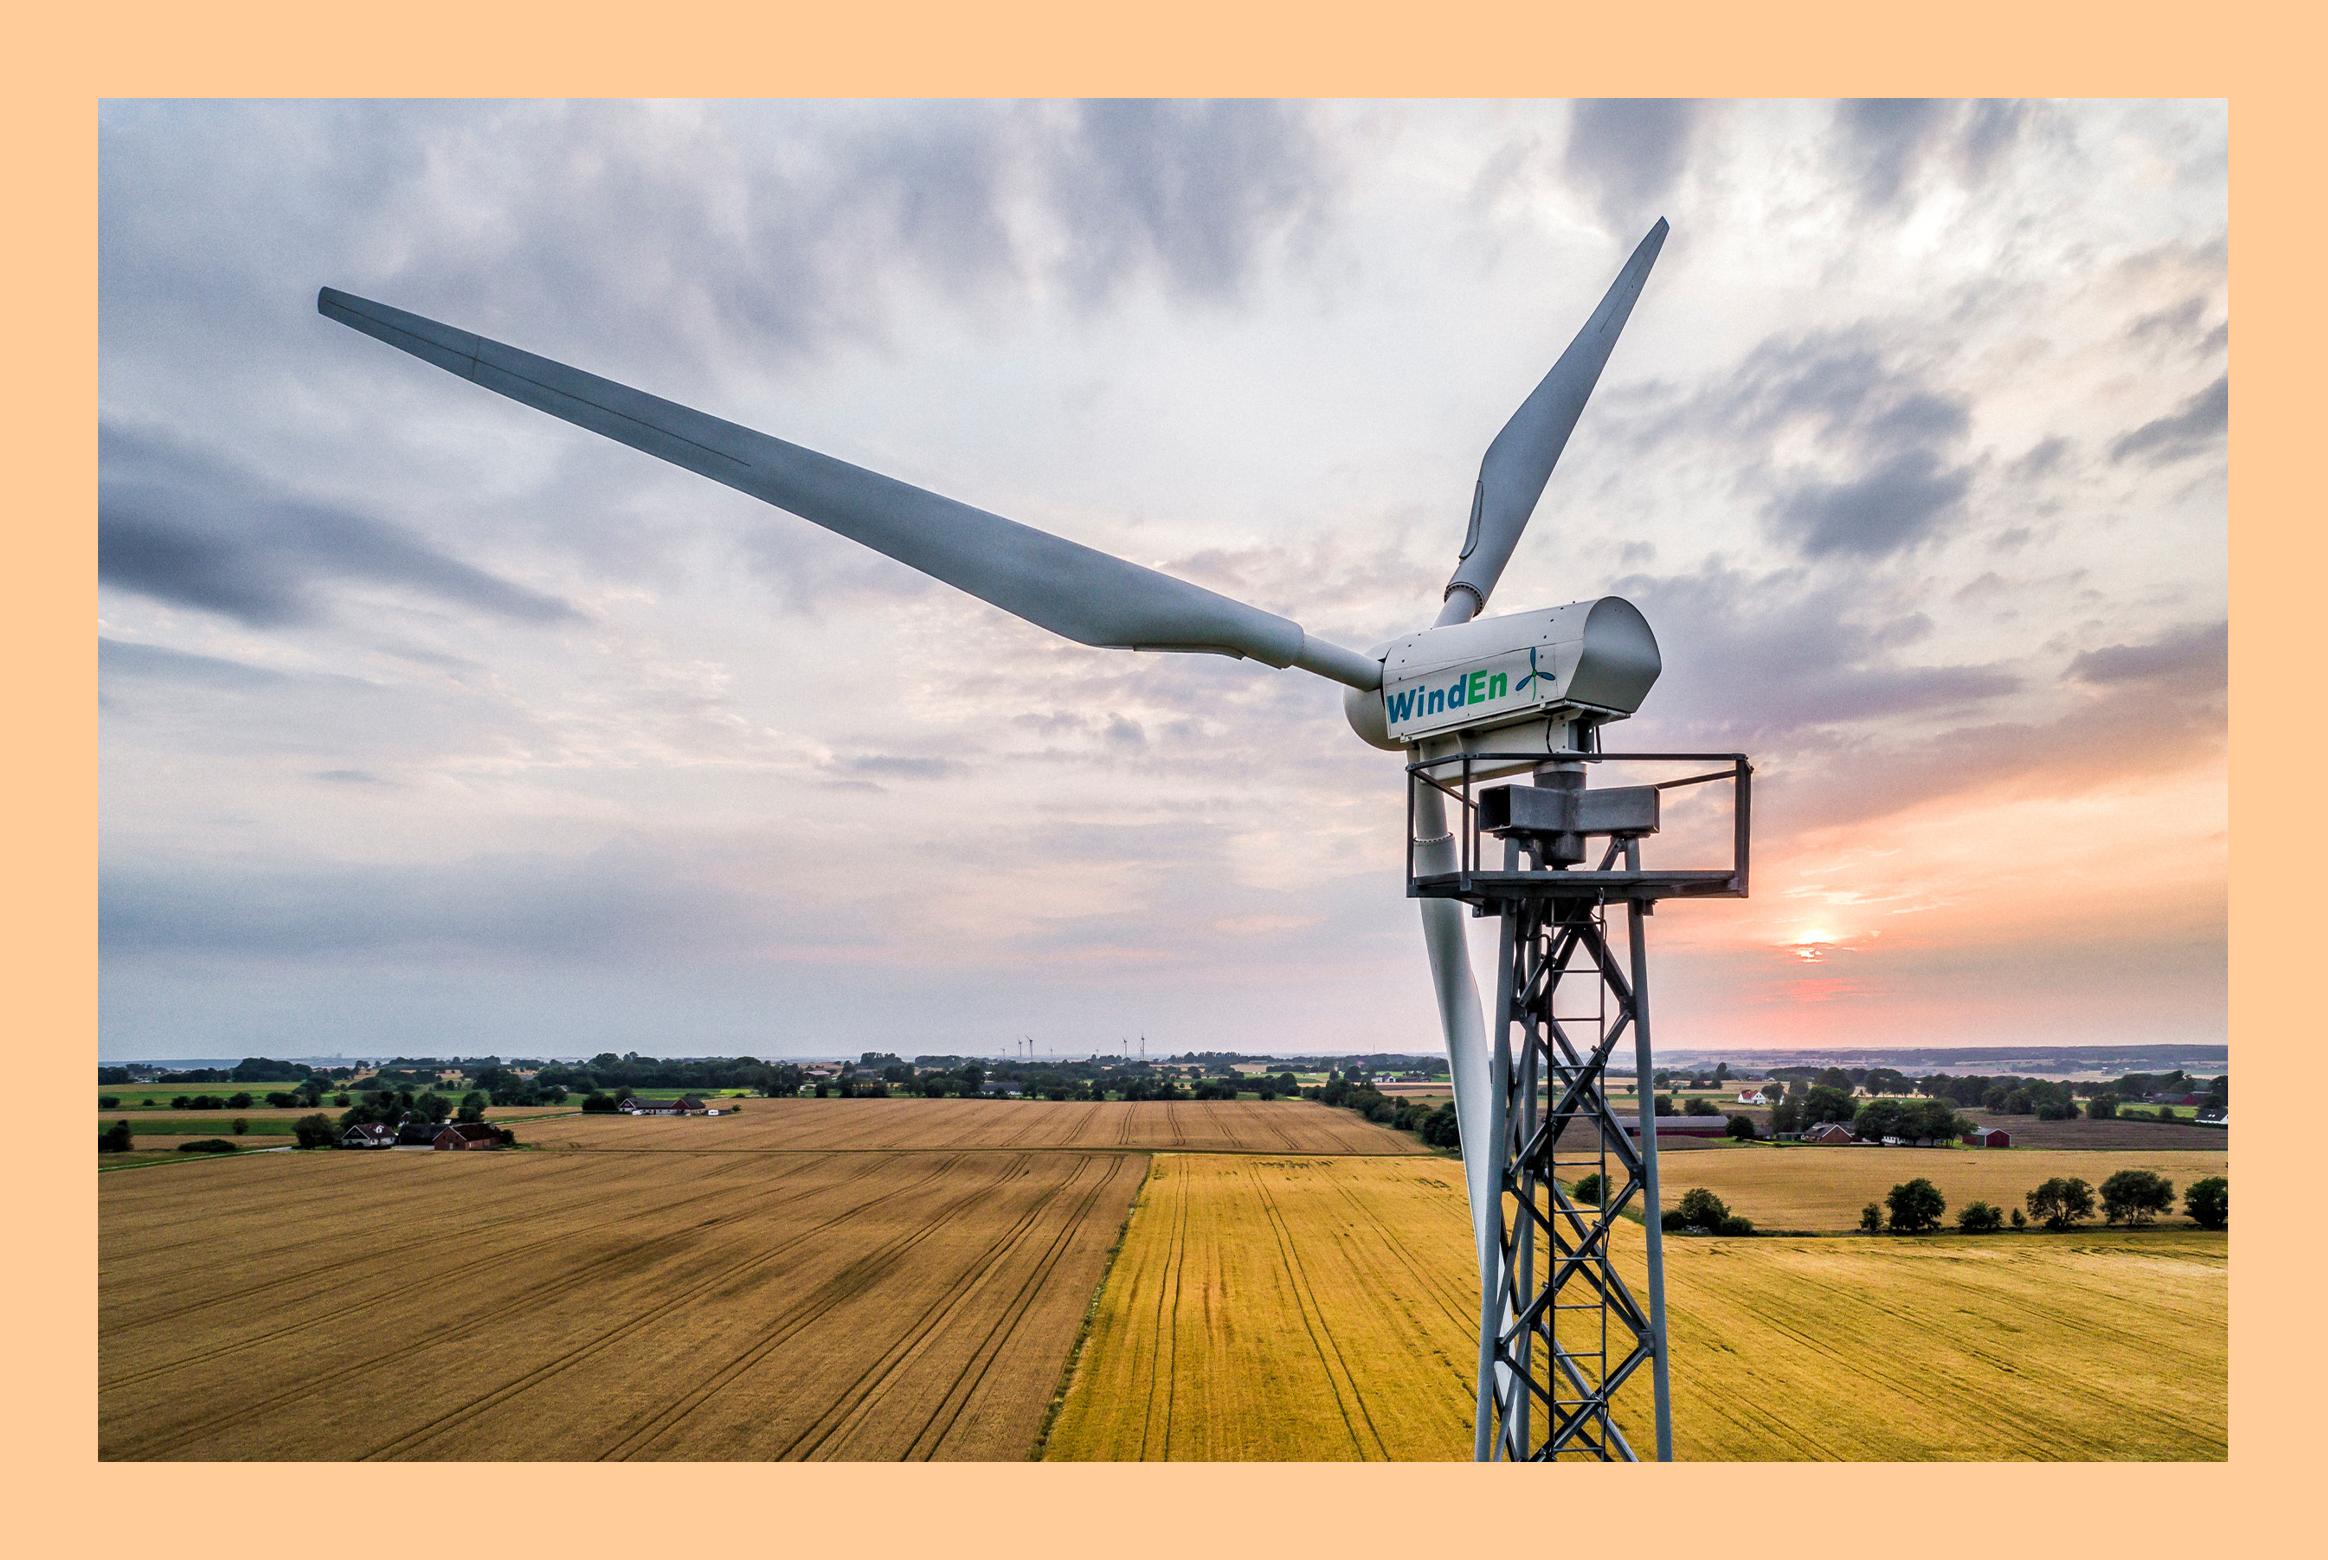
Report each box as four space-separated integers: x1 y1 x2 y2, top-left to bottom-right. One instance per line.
319 216 1746 1460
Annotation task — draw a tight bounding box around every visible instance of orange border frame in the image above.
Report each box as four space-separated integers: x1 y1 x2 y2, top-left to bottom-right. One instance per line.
19 3 2306 1547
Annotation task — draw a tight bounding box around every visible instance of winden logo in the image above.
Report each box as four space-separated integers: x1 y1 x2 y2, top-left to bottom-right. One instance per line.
1383 666 1512 726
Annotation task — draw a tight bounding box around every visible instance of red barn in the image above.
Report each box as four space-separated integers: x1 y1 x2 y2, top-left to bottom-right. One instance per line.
1961 1126 2012 1149
432 1122 503 1151
1800 1123 1862 1146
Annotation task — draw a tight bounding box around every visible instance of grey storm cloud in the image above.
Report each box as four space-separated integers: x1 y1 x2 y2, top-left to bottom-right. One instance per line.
99 635 302 689
834 753 970 781
2108 374 2228 466
1611 561 2018 747
1834 99 2028 209
2007 436 2073 481
1041 100 1337 306
1768 449 1974 558
1564 100 1700 231
2129 295 2216 347
1630 330 1980 559
2068 620 2227 693
101 100 1341 399
99 423 582 629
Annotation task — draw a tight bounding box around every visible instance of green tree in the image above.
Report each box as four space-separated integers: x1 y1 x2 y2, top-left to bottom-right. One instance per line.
231 1117 250 1136
1859 1202 1882 1233
2026 1177 2096 1230
2086 1092 2119 1121
2099 1169 2176 1225
1674 1187 1732 1230
100 1119 134 1154
457 1091 489 1124
1957 1200 2003 1233
2009 1207 2027 1231
2184 1176 2229 1230
1885 1178 1946 1233
1725 1114 1757 1142
1570 1172 1606 1209
1910 1098 1969 1144
292 1113 337 1149
1852 1099 1905 1142
1804 1085 1857 1125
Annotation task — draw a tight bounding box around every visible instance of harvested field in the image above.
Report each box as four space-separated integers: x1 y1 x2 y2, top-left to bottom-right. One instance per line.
518 1098 1419 1156
1959 1114 2227 1150
1042 1155 2226 1462
102 1147 1144 1460
1657 1146 2230 1231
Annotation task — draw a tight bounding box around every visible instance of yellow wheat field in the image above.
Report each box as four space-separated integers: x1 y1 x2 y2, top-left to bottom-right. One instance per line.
1041 1155 2226 1461
1655 1146 2230 1232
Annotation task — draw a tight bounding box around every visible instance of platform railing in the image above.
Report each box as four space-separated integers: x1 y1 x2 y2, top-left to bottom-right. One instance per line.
1404 749 1752 904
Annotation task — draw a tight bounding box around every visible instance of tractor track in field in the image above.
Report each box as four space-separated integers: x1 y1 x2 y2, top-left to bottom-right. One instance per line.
1246 1160 1387 1459
103 1155 771 1351
126 1154 971 1460
103 1156 874 1391
358 1153 988 1461
1141 1155 1193 1458
582 1155 1067 1461
902 1155 1143 1459
759 1156 1120 1461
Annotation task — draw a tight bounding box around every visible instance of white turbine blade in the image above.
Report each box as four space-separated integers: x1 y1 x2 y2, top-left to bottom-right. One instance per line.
1444 219 1668 616
317 289 1380 692
1411 783 1507 1454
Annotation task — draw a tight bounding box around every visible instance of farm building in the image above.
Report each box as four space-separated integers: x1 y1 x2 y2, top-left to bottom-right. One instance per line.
1800 1123 1862 1146
2197 1106 2228 1127
1962 1126 2013 1148
432 1123 503 1151
1736 1089 1769 1105
626 1096 713 1116
341 1123 396 1149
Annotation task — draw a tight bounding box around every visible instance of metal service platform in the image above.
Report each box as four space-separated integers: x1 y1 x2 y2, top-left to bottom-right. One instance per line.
1406 750 1752 907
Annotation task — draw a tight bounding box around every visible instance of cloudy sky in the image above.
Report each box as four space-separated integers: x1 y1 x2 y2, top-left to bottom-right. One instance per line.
97 100 2227 1062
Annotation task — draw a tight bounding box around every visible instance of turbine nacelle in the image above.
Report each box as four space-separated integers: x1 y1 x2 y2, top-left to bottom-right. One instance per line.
1341 596 1661 754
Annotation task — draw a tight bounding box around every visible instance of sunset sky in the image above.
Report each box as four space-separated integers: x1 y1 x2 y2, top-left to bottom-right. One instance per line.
97 100 2227 1061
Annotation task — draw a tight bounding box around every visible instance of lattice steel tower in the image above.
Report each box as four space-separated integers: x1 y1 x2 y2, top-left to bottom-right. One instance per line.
1410 746 1751 1462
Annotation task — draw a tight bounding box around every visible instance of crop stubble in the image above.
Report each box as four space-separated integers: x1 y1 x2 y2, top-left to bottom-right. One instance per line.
1042 1155 2226 1461
516 1097 1419 1156
102 1148 1143 1459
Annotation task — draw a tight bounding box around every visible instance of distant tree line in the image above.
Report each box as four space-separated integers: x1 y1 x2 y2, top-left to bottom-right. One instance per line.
1314 1070 1463 1150
1744 1065 2227 1129
98 1057 342 1086
1845 1171 2229 1235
